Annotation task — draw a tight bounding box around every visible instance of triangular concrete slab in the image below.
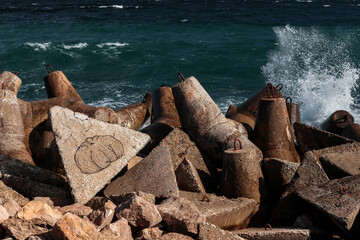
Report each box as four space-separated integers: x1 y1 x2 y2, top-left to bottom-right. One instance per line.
104 146 179 200
49 106 150 204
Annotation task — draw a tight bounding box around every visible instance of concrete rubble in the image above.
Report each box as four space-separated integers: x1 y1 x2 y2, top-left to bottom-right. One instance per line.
1 70 360 240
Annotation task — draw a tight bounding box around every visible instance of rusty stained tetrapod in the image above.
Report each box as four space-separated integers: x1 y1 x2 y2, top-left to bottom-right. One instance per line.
253 84 300 163
226 83 283 132
172 74 260 166
320 110 354 135
221 139 265 203
0 76 33 165
115 92 152 130
141 86 181 154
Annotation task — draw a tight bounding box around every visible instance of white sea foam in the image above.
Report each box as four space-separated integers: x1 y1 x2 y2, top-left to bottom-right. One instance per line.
24 42 51 51
32 3 38 6
110 5 124 9
96 42 129 49
99 6 108 9
323 5 331 8
262 25 360 126
62 42 88 50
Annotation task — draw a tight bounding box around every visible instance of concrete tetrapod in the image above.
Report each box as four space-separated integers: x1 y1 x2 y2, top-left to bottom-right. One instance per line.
0 71 22 94
320 110 354 135
221 139 264 203
141 86 181 154
115 92 152 130
285 97 300 143
253 97 300 163
172 75 252 165
0 89 33 165
226 83 283 131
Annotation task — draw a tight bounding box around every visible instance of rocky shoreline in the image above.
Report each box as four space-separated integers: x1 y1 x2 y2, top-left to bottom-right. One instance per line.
0 66 359 240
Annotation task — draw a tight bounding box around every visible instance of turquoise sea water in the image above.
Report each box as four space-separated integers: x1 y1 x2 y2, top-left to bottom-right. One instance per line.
1 0 360 126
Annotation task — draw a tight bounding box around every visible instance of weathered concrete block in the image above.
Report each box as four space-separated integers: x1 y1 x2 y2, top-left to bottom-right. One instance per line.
127 156 143 170
179 191 258 230
320 151 360 179
0 71 22 94
1 174 71 202
104 146 179 200
158 232 194 240
270 152 329 225
296 174 360 237
233 228 311 240
198 222 246 240
116 196 162 230
262 158 299 196
87 199 116 231
158 128 215 192
51 213 99 240
49 106 150 203
110 192 156 206
157 197 205 235
0 155 67 188
0 180 29 207
101 217 133 240
175 158 206 193
294 122 354 156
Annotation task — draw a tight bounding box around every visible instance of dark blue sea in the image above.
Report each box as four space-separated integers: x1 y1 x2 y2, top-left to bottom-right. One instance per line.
1 0 360 126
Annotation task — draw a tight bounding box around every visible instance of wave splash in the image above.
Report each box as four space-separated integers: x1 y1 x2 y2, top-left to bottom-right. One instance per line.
262 25 360 126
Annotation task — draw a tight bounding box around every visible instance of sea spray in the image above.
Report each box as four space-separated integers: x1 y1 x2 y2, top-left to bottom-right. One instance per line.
262 25 360 126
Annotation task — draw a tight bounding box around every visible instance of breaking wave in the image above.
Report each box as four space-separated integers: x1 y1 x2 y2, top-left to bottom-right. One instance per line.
262 25 360 126
62 42 88 49
24 42 51 51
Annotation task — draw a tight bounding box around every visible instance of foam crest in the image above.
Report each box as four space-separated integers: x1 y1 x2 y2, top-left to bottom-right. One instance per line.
63 42 88 50
96 42 129 48
262 25 360 126
24 42 51 51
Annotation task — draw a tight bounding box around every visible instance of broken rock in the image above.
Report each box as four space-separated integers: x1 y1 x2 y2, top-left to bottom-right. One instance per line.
59 203 93 218
87 199 116 231
156 197 205 235
116 196 162 230
104 146 179 200
101 217 133 240
158 232 194 240
51 213 98 240
16 200 63 227
0 205 9 224
135 227 163 240
0 180 29 207
3 199 21 217
49 106 150 203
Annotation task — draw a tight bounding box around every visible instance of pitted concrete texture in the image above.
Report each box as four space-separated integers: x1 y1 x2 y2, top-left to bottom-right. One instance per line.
158 128 216 192
104 146 179 200
175 158 206 193
233 228 310 240
0 90 33 165
294 122 354 155
179 191 258 230
0 71 22 94
297 174 360 234
320 151 360 179
198 222 246 240
172 76 241 163
49 106 150 204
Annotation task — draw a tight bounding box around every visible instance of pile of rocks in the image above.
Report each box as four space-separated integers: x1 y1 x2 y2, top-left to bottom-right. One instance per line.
0 67 359 240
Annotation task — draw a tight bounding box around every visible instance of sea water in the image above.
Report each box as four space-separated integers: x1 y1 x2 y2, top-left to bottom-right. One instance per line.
1 0 360 126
